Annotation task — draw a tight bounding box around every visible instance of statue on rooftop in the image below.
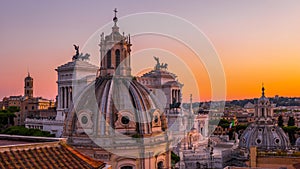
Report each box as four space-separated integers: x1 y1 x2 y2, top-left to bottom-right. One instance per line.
74 44 79 55
72 44 79 60
161 63 168 69
154 56 168 70
72 44 90 61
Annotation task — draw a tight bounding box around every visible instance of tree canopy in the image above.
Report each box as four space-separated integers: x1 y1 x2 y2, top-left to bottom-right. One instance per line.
278 115 284 127
0 126 55 137
288 116 295 126
0 106 19 129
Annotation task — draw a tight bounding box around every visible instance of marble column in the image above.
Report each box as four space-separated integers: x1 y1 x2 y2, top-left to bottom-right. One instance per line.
69 87 72 108
172 89 175 100
66 86 69 109
62 87 65 109
64 87 67 109
58 87 61 109
175 90 178 102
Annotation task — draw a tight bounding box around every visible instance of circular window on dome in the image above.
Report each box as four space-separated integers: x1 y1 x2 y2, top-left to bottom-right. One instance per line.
258 128 263 132
242 138 246 143
256 138 262 144
81 116 88 124
274 138 280 144
121 116 130 125
154 115 159 123
271 128 275 132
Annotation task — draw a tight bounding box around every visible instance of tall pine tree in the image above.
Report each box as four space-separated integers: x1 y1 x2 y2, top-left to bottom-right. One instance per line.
288 116 295 126
278 115 284 127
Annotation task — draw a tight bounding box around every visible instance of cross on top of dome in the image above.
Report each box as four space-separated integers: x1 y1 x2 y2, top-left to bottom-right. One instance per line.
113 8 118 25
262 83 265 97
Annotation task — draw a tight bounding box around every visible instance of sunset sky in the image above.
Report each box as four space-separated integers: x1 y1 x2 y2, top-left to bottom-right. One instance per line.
1 1 300 102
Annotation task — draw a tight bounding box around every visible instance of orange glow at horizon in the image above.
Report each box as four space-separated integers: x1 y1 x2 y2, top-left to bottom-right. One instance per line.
1 1 300 102
1 33 300 103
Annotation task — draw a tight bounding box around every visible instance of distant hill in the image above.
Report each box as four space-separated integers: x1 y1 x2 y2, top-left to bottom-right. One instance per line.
182 97 300 109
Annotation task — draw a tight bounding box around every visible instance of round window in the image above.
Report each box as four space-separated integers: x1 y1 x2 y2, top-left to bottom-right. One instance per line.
121 116 130 125
81 116 88 124
154 116 159 123
275 138 280 144
256 138 262 144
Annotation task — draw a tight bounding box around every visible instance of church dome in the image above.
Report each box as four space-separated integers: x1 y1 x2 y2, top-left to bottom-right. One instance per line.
239 123 290 150
239 86 290 151
296 137 300 147
258 95 269 104
63 9 172 168
66 76 166 138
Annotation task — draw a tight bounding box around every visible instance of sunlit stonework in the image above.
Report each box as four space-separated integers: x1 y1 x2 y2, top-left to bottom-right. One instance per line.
63 9 171 169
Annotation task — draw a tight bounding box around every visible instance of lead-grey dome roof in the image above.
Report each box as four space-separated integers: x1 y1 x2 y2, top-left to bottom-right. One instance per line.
296 137 300 147
239 123 290 150
65 76 166 138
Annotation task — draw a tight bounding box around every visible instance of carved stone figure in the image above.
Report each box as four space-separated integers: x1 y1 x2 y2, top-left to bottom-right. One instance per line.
154 56 160 70
72 44 79 60
154 56 168 70
74 45 79 56
81 53 90 61
160 63 168 69
72 44 90 61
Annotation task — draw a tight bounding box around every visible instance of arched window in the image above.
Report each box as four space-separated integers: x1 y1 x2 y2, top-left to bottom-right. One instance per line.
107 50 111 68
115 49 120 67
121 166 133 169
157 161 164 169
261 108 264 117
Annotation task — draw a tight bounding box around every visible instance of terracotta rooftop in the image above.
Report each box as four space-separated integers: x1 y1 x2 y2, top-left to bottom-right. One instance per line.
0 135 109 169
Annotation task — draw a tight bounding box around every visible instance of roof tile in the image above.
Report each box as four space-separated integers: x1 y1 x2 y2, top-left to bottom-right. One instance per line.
0 141 106 169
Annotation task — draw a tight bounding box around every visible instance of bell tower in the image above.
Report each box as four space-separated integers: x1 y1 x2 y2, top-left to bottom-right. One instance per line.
99 8 132 77
24 72 33 98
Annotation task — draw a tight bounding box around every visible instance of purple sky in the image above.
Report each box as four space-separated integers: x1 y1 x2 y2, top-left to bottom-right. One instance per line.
1 0 300 101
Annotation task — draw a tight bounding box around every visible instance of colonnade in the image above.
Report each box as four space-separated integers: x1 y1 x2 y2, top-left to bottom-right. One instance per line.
58 86 72 109
172 89 181 102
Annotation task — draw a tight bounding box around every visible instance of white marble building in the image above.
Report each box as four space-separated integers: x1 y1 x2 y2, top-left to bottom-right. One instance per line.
25 49 98 137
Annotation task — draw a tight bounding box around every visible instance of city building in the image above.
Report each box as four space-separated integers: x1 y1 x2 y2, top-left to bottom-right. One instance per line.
0 73 56 126
239 86 290 152
64 10 171 169
0 95 22 110
25 46 98 137
224 87 300 168
245 146 300 169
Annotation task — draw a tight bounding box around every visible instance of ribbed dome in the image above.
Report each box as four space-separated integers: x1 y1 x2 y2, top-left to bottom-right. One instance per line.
239 123 290 150
258 95 269 104
93 76 163 135
296 137 300 147
65 76 166 138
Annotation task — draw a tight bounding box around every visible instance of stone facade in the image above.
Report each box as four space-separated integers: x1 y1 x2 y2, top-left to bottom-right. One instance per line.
0 95 22 110
64 10 171 169
24 52 98 137
15 74 56 126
